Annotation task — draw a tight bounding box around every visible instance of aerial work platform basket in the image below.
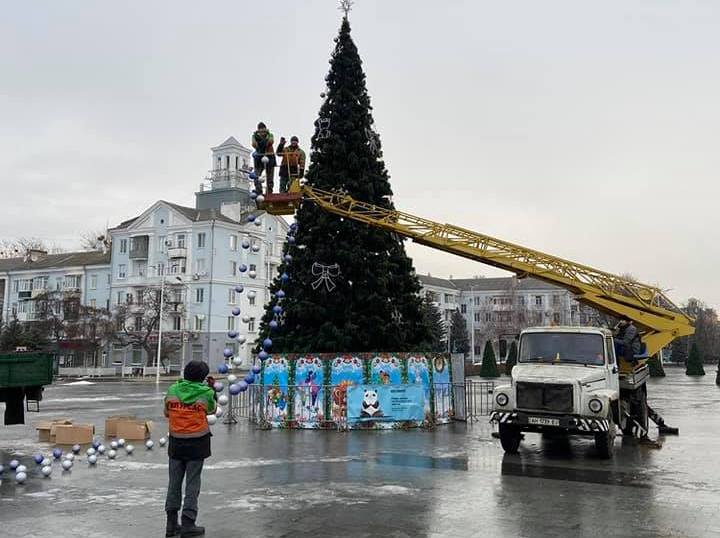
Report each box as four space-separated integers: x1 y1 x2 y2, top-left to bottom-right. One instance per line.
259 179 302 215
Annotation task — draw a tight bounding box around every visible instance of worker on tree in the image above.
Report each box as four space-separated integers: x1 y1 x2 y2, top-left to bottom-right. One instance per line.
276 135 306 192
251 122 276 195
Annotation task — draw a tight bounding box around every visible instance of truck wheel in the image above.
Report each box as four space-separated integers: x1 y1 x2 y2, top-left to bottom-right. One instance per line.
499 424 522 454
595 414 616 459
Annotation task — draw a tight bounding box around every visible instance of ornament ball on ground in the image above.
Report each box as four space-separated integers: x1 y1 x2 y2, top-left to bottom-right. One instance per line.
72 444 81 454
9 459 19 470
34 454 44 465
86 448 96 456
145 440 154 450
41 458 51 467
41 465 52 477
126 444 135 454
117 438 126 447
65 453 75 462
159 437 167 447
15 472 27 484
110 441 118 450
218 394 229 406
88 455 98 465
92 439 101 450
62 460 73 471
97 445 106 454
16 465 27 474
107 450 117 460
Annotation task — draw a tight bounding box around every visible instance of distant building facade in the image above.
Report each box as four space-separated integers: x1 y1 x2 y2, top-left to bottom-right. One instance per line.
418 274 602 362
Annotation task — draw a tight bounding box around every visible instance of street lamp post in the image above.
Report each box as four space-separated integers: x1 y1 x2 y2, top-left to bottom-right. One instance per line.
470 285 476 364
155 270 166 386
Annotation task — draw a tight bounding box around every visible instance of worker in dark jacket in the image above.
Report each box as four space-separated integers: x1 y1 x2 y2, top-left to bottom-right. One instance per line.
251 122 276 195
276 135 306 192
164 361 216 537
614 317 641 365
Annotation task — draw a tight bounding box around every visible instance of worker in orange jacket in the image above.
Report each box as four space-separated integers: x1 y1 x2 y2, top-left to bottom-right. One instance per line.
276 135 306 192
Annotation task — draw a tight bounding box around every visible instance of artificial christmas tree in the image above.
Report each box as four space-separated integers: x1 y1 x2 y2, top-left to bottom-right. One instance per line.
256 17 432 353
449 309 469 356
479 340 500 378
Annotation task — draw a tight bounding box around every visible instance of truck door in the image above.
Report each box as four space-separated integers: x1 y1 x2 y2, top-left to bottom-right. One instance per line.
605 337 619 395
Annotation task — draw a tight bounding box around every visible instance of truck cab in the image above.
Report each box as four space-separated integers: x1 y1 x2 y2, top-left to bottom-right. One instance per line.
490 326 647 458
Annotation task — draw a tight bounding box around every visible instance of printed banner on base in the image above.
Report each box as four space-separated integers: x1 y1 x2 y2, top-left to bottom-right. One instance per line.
347 385 425 425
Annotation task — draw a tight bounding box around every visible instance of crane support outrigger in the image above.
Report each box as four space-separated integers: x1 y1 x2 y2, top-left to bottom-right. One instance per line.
261 182 694 453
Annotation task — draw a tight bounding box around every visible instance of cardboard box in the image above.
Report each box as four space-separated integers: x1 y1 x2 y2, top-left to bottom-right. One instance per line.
105 415 137 437
36 419 73 442
54 424 95 445
115 420 153 441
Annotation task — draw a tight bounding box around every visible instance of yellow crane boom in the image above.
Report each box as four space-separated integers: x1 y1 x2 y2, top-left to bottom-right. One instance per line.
262 185 694 356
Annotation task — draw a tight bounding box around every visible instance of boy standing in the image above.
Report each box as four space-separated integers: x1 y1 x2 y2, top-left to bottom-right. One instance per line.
164 361 216 537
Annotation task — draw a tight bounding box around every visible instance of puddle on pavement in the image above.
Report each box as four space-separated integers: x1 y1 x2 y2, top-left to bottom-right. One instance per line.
375 452 468 471
501 457 652 488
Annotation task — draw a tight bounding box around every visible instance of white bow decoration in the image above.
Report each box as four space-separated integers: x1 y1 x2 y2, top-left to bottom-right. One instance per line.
311 263 341 292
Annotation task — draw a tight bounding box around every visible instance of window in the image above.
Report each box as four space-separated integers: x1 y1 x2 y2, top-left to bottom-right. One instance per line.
553 312 561 324
227 316 236 331
192 344 204 361
118 264 127 279
226 155 230 169
64 275 81 289
230 261 237 276
117 291 124 305
460 304 466 314
553 295 561 306
134 261 147 277
197 233 206 248
126 293 134 305
34 276 48 291
157 262 165 276
247 317 256 332
485 312 492 322
89 299 96 309
194 316 204 331
474 296 480 306
119 239 127 254
135 290 144 305
195 288 204 303
172 289 184 303
159 236 168 252
474 312 481 322
235 156 239 169
172 316 182 331
533 312 543 324
249 294 256 306
134 316 143 331
229 234 238 251
195 258 206 273
535 295 543 306
518 296 525 306
176 234 186 248
444 294 452 303
228 288 236 304
90 275 97 290
249 264 256 272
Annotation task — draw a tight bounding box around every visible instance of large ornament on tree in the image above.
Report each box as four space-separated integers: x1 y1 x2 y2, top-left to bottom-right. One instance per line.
311 263 341 291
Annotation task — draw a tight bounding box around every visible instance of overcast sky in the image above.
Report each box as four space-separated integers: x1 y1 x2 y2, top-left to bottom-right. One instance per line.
1 1 718 308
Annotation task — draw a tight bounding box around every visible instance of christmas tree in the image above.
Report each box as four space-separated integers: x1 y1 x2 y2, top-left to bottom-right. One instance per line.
479 340 500 378
685 342 705 376
419 296 446 353
449 309 469 356
256 17 432 353
505 341 518 375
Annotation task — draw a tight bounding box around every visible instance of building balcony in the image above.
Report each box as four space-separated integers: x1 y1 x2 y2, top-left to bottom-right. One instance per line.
168 247 187 259
129 236 149 260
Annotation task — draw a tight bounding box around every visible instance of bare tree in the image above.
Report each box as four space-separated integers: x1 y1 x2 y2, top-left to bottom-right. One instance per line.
79 230 110 252
0 237 65 258
114 285 185 367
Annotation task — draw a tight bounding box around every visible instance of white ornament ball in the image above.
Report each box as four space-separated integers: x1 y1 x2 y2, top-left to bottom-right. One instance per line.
241 315 250 323
227 374 238 384
159 437 167 447
256 195 265 204
117 438 126 447
251 244 260 253
41 458 51 467
16 465 27 474
62 459 73 471
261 156 269 164
145 440 154 450
215 406 224 418
207 414 218 426
107 450 117 460
232 357 243 366
248 270 257 279
97 445 106 454
320 92 326 98
247 290 257 299
64 453 75 462
88 455 98 465
110 441 118 450
236 336 246 345
218 394 229 406
86 448 96 456
126 444 135 454
15 472 27 484
41 465 53 477
254 219 262 227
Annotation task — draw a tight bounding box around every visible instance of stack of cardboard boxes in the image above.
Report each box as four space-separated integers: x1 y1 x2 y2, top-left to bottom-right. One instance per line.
36 415 153 445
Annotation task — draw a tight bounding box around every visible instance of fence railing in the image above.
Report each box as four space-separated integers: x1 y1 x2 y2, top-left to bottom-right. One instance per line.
224 379 494 427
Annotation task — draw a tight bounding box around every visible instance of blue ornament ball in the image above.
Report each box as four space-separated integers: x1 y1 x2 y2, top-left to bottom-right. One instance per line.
34 454 44 465
287 235 296 244
218 363 229 375
227 330 238 339
9 459 19 470
238 381 249 392
241 239 251 249
213 381 225 392
273 305 282 314
276 290 286 299
239 264 248 273
262 338 273 350
52 448 63 459
250 191 258 200
284 254 292 263
92 439 101 450
280 273 290 282
229 383 241 395
244 373 255 384
269 320 279 330
258 350 269 361
252 364 262 375
232 307 241 316
249 171 257 180
252 151 258 158
223 348 234 358
247 214 256 222
235 284 244 293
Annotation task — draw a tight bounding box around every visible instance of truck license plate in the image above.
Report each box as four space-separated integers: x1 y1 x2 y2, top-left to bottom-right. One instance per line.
529 417 560 427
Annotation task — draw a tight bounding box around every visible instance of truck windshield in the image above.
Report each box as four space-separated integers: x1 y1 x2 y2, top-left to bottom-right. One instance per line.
519 333 605 366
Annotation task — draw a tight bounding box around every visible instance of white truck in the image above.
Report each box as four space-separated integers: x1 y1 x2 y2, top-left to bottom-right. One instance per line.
490 326 670 459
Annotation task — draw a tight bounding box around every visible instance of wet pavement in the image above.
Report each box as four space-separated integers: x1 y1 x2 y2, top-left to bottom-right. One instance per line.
1 368 719 538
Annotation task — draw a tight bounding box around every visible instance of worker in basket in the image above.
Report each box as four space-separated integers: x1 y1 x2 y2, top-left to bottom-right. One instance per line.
251 122 276 195
613 316 642 368
276 135 306 192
